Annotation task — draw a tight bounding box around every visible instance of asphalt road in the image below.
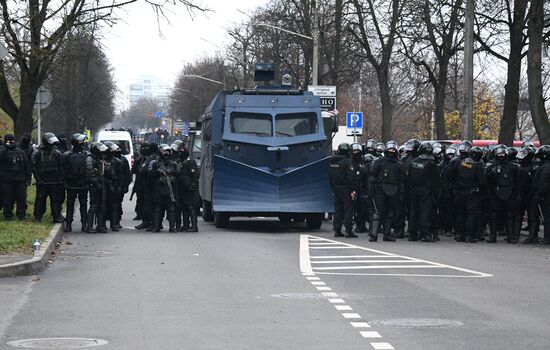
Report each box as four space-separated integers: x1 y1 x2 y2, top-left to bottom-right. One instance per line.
1 199 550 350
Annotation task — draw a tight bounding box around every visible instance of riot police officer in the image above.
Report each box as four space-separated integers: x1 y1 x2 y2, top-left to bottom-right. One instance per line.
178 146 200 232
532 145 550 245
350 143 367 233
364 139 377 156
62 133 89 232
486 145 520 243
407 142 440 242
368 141 405 242
447 146 485 242
329 143 357 238
516 147 539 244
31 132 64 222
86 142 108 233
149 144 179 232
0 134 31 220
113 142 132 228
135 143 159 230
103 141 124 232
131 142 150 222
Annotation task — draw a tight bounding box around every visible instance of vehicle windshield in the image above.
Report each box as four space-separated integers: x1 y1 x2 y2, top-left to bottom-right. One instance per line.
102 140 131 155
275 112 318 137
230 112 272 137
192 137 202 153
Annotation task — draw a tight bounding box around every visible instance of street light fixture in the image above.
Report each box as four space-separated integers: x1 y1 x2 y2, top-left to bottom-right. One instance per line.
253 6 319 86
181 74 224 86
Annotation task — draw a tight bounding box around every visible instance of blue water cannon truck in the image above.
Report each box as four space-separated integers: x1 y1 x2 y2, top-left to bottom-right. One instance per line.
199 63 337 229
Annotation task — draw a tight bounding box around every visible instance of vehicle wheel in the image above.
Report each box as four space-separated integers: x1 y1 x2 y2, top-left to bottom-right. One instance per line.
202 200 214 222
306 214 323 229
292 214 306 223
214 212 230 228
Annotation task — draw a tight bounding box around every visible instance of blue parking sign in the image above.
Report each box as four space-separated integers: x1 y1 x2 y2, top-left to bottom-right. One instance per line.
346 112 363 129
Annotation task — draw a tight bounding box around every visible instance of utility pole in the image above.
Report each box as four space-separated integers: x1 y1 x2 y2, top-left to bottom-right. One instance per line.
462 0 474 140
312 0 319 86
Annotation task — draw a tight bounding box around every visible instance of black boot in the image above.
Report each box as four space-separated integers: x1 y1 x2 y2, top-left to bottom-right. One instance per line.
64 221 73 233
383 218 395 242
345 228 358 238
393 227 405 239
369 214 380 241
111 212 120 232
487 219 498 243
334 230 345 237
135 221 149 230
187 208 198 232
523 224 540 244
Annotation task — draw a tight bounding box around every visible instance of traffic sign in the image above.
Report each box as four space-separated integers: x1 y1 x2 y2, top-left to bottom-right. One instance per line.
0 43 8 59
34 86 52 110
155 111 163 119
308 85 336 96
320 97 336 112
346 112 363 136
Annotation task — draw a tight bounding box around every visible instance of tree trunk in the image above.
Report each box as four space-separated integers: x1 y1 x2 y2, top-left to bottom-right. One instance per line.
377 67 392 141
498 55 522 145
15 83 38 139
527 0 550 144
434 79 448 140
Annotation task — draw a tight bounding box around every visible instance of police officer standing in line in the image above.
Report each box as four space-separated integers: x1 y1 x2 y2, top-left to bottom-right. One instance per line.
407 142 440 242
368 141 404 242
486 145 520 243
447 146 485 242
0 134 31 220
149 144 179 232
31 132 64 223
131 142 150 222
178 146 200 232
134 143 159 230
86 142 108 233
169 140 185 231
103 141 124 232
350 143 367 233
532 145 550 245
516 147 539 244
55 133 70 211
113 142 132 228
329 143 357 238
62 133 89 232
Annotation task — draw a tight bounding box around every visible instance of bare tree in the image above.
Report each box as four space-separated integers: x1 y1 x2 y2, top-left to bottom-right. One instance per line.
0 0 207 138
349 0 405 141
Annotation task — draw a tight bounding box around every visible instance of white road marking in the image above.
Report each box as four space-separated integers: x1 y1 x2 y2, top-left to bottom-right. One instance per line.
316 286 332 291
306 276 320 280
342 313 362 319
370 342 395 350
302 234 493 278
310 281 326 286
335 305 353 311
350 322 371 328
299 235 313 274
322 292 338 297
328 298 345 304
360 331 382 338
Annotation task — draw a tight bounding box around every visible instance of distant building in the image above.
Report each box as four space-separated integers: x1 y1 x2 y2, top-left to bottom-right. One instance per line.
128 75 170 109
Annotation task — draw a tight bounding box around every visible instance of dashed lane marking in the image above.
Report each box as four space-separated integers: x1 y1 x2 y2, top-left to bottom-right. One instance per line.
301 235 493 278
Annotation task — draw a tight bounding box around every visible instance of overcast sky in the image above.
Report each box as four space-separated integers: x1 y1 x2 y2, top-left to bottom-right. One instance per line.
103 0 266 109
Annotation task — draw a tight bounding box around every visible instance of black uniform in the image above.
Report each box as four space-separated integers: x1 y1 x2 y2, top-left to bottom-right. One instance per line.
447 156 486 242
350 153 367 233
532 156 550 244
407 154 440 241
149 150 179 232
0 135 31 220
86 144 108 233
179 156 200 232
330 154 355 235
31 144 64 222
486 157 519 243
134 148 158 230
104 151 124 231
368 153 405 241
62 145 89 232
517 158 540 243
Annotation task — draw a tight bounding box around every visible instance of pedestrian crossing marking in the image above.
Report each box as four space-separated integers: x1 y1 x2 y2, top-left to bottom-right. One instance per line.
300 235 493 278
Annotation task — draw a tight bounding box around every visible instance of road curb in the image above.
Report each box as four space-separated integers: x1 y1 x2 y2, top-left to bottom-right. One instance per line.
0 223 63 277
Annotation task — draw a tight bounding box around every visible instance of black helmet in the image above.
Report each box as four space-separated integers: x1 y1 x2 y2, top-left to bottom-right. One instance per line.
418 142 433 155
4 134 16 148
170 140 184 153
57 132 67 144
337 143 351 156
385 141 399 158
445 148 456 159
470 146 483 162
535 145 550 160
405 138 421 153
363 154 376 163
158 144 171 157
432 142 444 156
493 144 507 160
70 133 87 147
375 142 385 155
365 139 377 152
42 132 59 146
141 142 151 156
149 142 159 154
517 147 534 164
91 141 108 155
507 147 518 161
20 133 31 147
458 140 472 158
105 141 120 153
351 142 362 155
521 141 536 148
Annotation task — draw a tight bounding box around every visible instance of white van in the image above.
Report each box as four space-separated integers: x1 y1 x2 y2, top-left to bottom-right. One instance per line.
96 130 134 167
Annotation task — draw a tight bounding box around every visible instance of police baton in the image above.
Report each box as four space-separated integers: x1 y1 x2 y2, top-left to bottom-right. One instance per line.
371 197 378 215
538 203 545 222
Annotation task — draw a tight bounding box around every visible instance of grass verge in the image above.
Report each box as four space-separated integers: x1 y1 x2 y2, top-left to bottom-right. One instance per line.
0 185 56 255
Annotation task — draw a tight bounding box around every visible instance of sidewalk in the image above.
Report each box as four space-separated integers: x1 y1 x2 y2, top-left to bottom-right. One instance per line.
0 223 63 277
